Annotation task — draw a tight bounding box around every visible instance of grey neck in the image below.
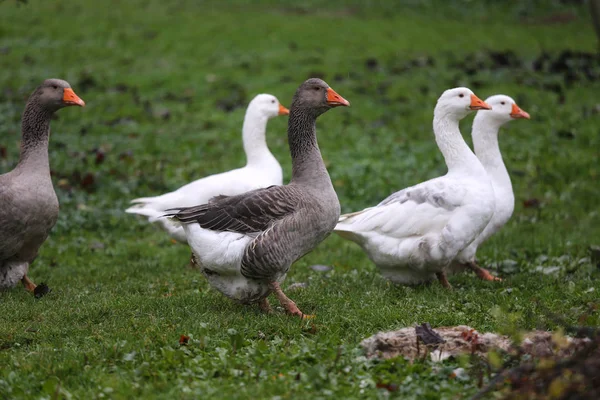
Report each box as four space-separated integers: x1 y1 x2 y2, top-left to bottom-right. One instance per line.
432 111 486 176
17 100 53 173
287 108 330 187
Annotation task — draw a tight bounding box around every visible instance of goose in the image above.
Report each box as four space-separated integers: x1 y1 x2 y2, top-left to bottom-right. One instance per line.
0 79 85 295
450 95 530 280
125 94 289 243
334 87 493 288
166 78 349 317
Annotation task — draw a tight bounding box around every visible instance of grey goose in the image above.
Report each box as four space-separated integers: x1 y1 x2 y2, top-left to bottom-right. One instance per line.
167 78 349 317
0 79 84 295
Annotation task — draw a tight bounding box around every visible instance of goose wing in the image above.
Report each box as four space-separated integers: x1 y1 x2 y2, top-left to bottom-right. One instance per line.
169 185 300 234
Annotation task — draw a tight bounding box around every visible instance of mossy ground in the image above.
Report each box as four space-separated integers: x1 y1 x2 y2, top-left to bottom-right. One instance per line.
1 1 599 398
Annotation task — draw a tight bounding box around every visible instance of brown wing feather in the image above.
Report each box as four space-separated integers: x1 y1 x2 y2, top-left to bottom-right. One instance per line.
240 215 306 280
169 185 300 234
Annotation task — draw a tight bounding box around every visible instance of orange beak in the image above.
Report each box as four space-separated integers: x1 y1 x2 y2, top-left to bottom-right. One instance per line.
510 103 530 119
469 94 491 111
278 103 289 116
63 88 85 107
326 87 350 107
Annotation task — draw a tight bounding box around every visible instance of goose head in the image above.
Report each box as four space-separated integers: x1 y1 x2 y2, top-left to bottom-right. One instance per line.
435 87 490 120
35 79 85 111
482 95 530 124
292 78 350 116
248 94 289 119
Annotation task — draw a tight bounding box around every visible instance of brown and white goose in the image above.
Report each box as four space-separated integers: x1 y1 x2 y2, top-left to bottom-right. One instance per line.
0 79 85 295
167 78 349 317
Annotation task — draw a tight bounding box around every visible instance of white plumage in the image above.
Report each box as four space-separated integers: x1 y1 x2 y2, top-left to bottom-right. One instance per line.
450 95 530 279
335 88 495 287
125 94 287 242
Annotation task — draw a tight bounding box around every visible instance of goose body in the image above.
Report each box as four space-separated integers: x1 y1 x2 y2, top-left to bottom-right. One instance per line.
451 95 530 279
0 79 84 293
168 79 349 316
335 88 494 287
182 183 338 304
126 94 288 243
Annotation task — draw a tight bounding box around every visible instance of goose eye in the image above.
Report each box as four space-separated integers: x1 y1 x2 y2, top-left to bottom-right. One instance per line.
271 100 275 104
501 101 506 105
458 93 464 98
313 87 320 91
52 85 58 90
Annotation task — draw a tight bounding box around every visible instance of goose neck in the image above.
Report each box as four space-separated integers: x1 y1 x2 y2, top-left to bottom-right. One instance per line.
472 114 511 189
17 101 52 172
471 114 504 170
432 112 484 175
287 108 328 185
242 109 273 166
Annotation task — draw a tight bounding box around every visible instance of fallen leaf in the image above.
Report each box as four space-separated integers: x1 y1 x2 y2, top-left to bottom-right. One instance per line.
95 149 106 164
556 129 576 139
523 198 541 208
365 57 379 71
376 382 399 392
118 150 134 162
80 173 95 192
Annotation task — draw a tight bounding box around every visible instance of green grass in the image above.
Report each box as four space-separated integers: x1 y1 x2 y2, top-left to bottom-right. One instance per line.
1 0 599 398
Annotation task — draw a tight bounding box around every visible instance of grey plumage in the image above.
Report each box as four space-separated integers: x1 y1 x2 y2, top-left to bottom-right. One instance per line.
168 185 299 233
377 179 465 211
170 78 348 315
0 79 84 292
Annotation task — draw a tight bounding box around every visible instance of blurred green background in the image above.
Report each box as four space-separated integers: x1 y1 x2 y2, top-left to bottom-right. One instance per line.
1 1 599 398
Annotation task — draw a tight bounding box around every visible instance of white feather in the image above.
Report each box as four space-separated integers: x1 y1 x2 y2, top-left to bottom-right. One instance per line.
335 88 496 285
125 94 285 242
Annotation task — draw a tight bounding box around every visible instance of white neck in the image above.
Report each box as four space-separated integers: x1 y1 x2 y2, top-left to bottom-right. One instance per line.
432 110 486 176
241 108 275 166
471 114 512 190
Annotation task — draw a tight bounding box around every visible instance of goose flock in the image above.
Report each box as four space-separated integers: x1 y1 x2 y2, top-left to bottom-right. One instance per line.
0 77 529 317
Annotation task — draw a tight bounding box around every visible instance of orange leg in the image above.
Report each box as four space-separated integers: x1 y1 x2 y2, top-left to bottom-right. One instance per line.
269 281 307 318
467 261 502 281
436 271 452 289
21 275 37 292
258 297 272 313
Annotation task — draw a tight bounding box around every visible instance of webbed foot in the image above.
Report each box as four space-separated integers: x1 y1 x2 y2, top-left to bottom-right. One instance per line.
269 281 309 318
467 261 502 281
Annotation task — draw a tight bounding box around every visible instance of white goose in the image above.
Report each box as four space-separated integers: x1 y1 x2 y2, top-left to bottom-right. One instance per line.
126 94 288 242
450 95 530 280
334 88 494 288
